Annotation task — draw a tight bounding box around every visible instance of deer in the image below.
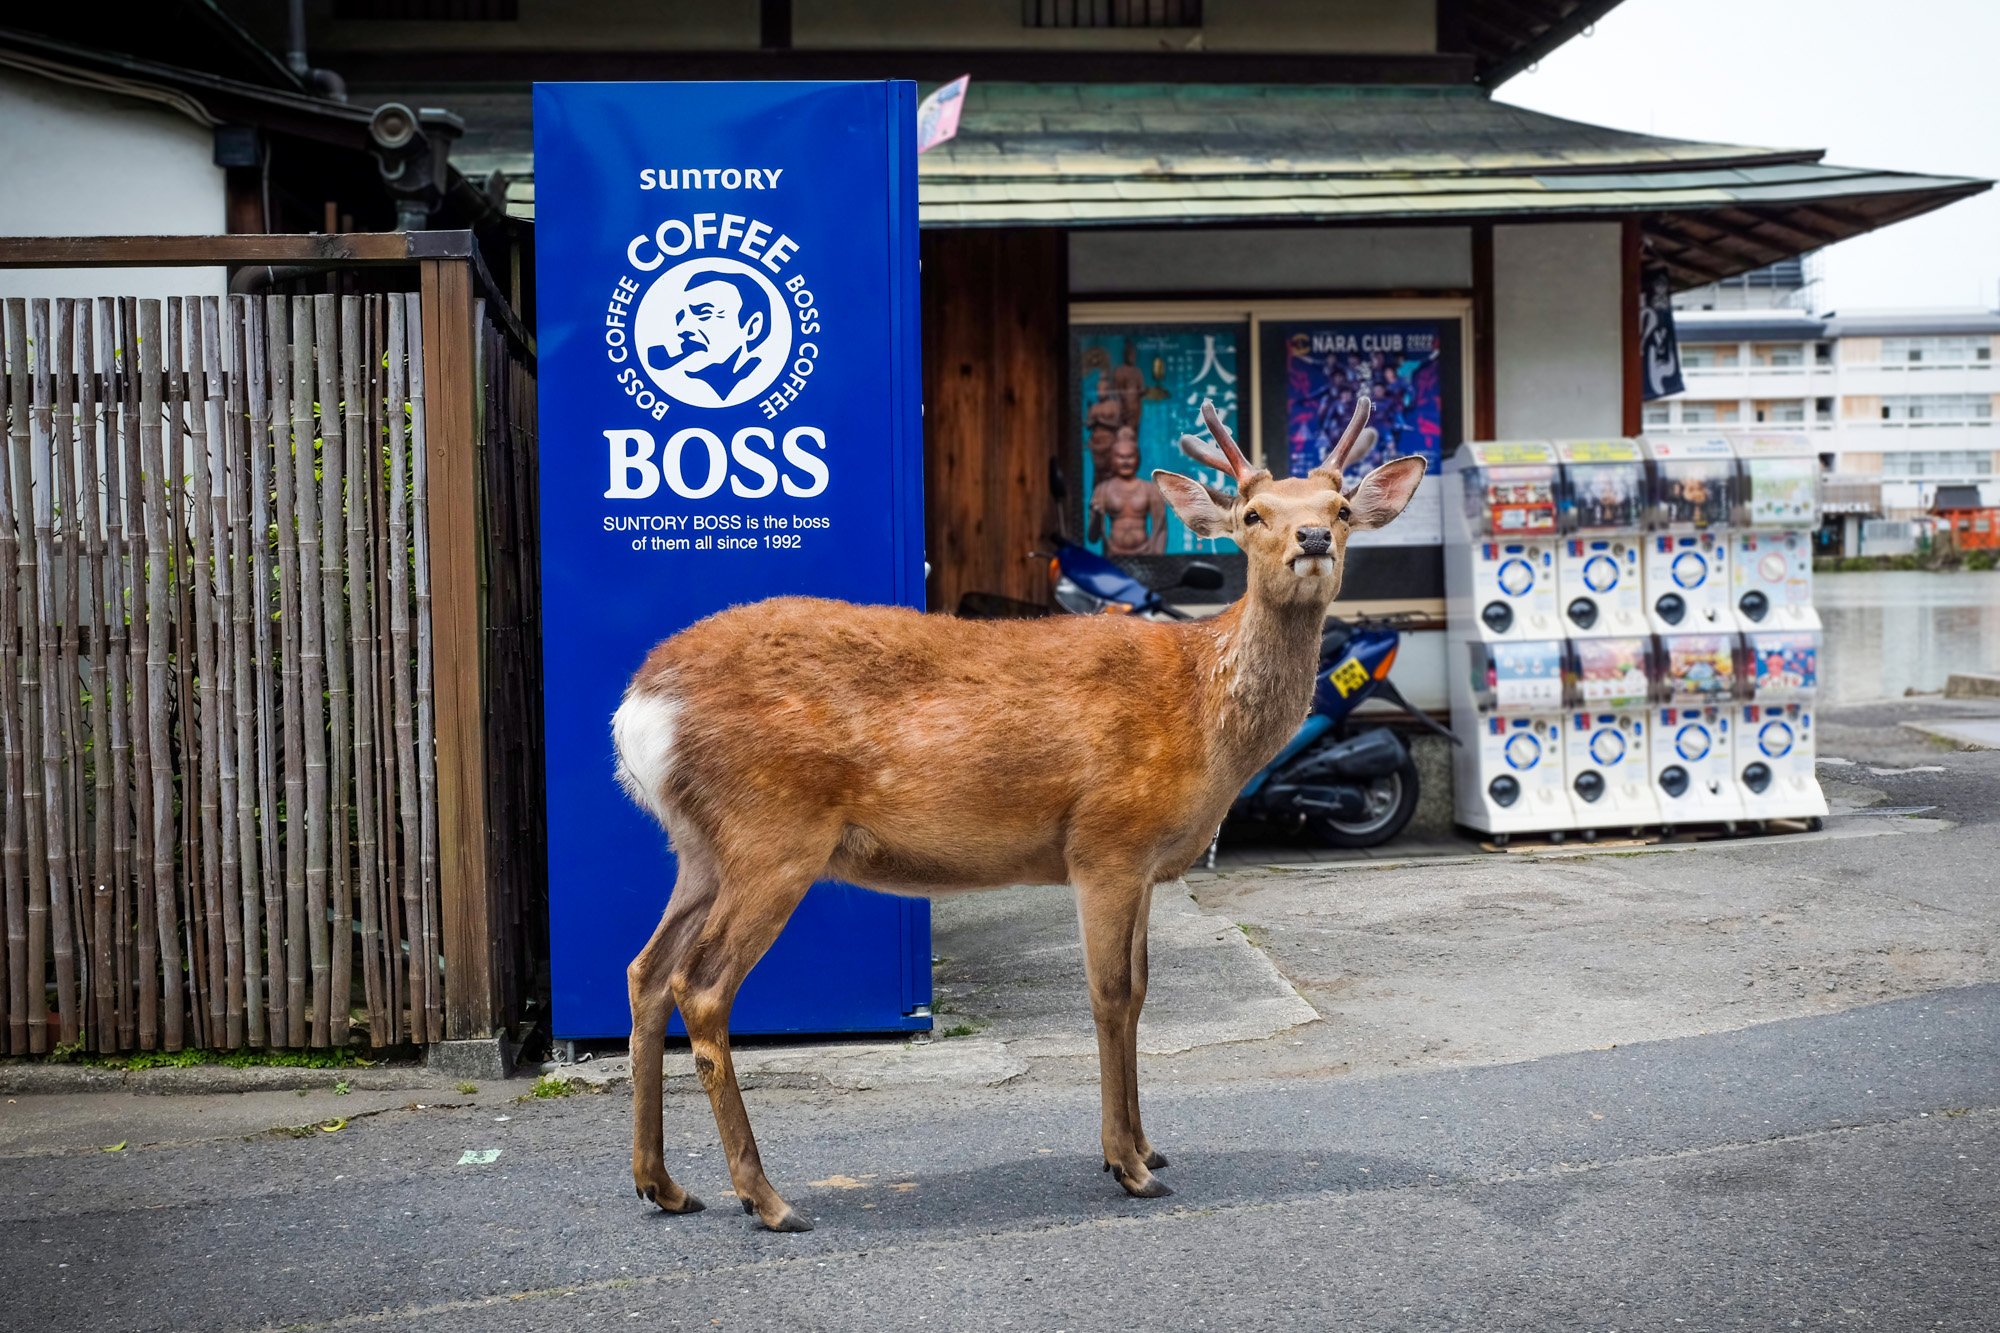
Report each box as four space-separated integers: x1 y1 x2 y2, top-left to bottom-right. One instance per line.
612 397 1424 1232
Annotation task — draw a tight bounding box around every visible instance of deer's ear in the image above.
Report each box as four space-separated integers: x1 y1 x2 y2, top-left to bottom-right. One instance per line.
1346 456 1427 531
1154 470 1234 539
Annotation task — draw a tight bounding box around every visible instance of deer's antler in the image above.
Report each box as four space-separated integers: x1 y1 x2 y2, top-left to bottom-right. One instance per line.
1177 398 1262 489
1309 397 1374 487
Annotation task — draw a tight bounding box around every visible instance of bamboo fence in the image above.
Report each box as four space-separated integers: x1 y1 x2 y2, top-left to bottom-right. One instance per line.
0 292 450 1052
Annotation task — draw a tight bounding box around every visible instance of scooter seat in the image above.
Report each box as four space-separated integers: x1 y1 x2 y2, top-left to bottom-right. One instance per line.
1319 621 1355 664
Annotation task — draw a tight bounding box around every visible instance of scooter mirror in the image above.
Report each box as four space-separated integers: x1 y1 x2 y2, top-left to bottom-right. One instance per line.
1179 562 1226 592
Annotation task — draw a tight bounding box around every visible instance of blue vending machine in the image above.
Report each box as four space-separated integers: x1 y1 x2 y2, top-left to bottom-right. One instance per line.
534 82 931 1038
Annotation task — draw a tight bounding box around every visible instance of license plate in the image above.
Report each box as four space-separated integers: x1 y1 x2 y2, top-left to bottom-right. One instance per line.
1331 658 1370 698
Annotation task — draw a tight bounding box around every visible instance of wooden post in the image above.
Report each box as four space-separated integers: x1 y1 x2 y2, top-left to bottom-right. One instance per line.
1471 222 1497 443
1621 218 1644 438
419 257 497 1041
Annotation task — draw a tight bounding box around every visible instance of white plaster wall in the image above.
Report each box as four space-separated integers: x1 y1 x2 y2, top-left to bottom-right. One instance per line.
1491 222 1624 438
0 69 226 301
1070 226 1472 294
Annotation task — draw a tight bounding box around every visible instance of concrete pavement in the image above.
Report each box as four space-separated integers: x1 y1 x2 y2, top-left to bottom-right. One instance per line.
2 987 1994 1331
2 694 1996 1330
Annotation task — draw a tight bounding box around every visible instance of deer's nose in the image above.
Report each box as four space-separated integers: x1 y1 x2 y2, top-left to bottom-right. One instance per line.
1297 526 1332 556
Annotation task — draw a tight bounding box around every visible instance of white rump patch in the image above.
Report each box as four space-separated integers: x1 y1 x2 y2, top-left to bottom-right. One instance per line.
611 688 682 824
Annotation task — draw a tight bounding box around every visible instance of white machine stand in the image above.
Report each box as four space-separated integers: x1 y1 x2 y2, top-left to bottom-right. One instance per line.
1451 638 1572 840
1737 630 1829 824
1650 632 1744 827
1553 438 1649 639
1728 433 1822 634
1562 636 1659 832
1637 435 1737 636
1443 442 1562 644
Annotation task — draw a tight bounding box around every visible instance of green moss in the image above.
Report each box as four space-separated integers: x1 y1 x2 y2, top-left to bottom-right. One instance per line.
20 1046 378 1072
525 1073 579 1099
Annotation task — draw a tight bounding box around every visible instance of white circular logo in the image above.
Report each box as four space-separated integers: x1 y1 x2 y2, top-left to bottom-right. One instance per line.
1671 551 1708 590
1504 732 1542 770
1497 558 1535 597
634 257 791 409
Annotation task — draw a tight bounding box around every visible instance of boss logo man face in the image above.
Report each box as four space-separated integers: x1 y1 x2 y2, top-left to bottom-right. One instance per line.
643 267 781 407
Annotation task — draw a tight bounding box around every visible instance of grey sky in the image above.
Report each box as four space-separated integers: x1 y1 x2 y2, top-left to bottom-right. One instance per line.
1498 0 1998 313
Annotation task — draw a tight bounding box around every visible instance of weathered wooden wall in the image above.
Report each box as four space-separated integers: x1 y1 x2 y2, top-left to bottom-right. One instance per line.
919 228 1068 613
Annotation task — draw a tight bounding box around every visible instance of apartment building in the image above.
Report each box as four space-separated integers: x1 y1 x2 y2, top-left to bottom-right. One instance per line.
1649 263 2000 529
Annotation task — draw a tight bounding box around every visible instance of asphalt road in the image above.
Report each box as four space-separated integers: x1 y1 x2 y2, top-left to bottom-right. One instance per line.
6 984 1996 1333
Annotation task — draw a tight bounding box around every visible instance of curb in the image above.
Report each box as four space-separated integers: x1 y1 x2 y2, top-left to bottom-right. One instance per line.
0 1062 456 1097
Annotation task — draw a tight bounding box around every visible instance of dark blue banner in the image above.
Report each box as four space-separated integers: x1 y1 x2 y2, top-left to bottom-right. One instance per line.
534 82 930 1038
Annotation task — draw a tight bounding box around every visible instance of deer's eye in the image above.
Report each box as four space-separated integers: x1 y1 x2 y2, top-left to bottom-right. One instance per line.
1337 505 1353 523
1242 509 1262 527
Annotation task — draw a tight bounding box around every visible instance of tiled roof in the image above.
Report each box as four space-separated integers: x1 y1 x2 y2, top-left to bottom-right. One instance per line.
452 81 1988 290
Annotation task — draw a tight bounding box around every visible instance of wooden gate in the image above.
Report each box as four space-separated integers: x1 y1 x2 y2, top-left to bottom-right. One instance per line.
0 234 542 1054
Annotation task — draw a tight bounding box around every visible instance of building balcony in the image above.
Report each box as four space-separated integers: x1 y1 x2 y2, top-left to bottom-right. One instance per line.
1641 418 1829 434
1676 364 1830 400
1837 362 1995 397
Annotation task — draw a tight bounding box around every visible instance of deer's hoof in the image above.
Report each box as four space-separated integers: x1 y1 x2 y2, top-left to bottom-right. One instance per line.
757 1207 814 1234
638 1183 705 1215
1106 1162 1174 1199
1143 1150 1170 1170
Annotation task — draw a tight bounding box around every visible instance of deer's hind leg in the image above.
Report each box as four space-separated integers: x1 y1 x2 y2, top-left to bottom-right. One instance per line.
629 837 718 1215
671 832 829 1233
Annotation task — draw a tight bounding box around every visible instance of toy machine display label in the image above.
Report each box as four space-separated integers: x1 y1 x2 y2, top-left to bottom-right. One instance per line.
1642 435 1735 460
1466 441 1559 467
1746 632 1819 695
1573 637 1650 707
1556 438 1644 463
1490 640 1565 710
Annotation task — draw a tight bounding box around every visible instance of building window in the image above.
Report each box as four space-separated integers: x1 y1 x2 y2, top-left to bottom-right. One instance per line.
1880 394 1995 424
1879 335 1993 366
1755 400 1807 424
1680 344 1739 370
1815 342 1833 366
1680 402 1736 425
1815 397 1835 420
1024 0 1202 26
1762 344 1806 368
1881 450 1996 479
1642 405 1671 428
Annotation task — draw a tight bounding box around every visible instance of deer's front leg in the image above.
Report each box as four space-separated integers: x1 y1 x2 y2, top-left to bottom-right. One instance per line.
1077 876 1170 1199
1124 882 1166 1172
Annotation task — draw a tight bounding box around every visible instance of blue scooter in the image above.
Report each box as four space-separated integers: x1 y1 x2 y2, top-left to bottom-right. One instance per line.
1047 544 1454 849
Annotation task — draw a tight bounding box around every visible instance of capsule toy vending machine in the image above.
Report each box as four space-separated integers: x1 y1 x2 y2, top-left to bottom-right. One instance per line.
1443 441 1562 642
1738 630 1828 825
1562 636 1659 831
1553 438 1648 638
1452 637 1572 840
1637 435 1737 635
1728 434 1821 633
1650 632 1743 826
